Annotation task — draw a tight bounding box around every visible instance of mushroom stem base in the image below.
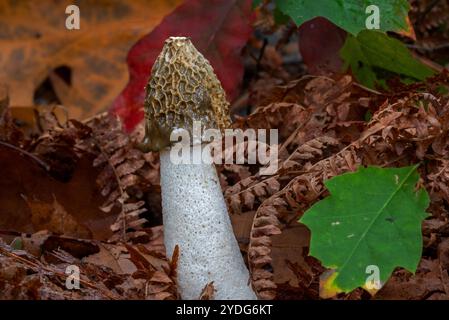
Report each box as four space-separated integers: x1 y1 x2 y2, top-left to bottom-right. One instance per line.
160 148 257 300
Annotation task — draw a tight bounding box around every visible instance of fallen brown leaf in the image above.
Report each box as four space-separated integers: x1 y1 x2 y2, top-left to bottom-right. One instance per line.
0 0 181 119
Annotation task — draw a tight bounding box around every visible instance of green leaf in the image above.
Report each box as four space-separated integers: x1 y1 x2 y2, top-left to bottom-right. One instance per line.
9 237 23 250
252 0 263 9
300 165 430 297
340 30 435 89
273 6 290 25
276 0 412 35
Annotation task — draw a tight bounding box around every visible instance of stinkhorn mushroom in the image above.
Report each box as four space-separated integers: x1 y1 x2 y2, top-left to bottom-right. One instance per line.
141 37 257 300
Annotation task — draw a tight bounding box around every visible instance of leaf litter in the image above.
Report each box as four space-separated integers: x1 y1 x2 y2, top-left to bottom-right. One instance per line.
1 0 449 300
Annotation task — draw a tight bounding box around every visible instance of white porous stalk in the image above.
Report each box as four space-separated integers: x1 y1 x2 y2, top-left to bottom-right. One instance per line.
160 147 257 300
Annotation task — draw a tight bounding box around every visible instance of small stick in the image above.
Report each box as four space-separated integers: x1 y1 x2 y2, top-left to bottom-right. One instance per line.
0 140 50 171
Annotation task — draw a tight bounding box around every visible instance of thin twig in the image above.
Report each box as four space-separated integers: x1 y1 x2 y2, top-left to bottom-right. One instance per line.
408 43 449 52
81 111 109 125
0 140 50 171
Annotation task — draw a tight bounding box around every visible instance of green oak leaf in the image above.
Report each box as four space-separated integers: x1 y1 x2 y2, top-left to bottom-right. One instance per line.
300 165 430 298
340 30 435 89
276 0 412 36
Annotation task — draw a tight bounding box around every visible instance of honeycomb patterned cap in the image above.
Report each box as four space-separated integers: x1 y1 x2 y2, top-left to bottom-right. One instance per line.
142 37 231 152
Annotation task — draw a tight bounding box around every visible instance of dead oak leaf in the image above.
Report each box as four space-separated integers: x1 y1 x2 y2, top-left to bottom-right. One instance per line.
23 194 92 239
0 0 181 119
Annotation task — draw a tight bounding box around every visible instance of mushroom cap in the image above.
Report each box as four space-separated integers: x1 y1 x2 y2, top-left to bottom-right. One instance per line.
142 37 231 152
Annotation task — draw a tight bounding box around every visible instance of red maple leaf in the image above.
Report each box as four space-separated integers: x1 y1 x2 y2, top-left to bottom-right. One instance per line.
111 0 254 131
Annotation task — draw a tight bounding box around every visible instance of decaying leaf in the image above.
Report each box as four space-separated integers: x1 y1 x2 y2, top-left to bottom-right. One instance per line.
0 0 181 119
0 137 114 240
